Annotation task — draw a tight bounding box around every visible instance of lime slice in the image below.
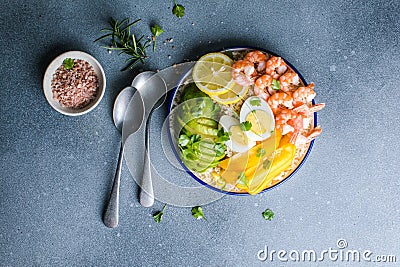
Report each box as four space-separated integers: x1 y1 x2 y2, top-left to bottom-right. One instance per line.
211 82 249 105
192 53 235 96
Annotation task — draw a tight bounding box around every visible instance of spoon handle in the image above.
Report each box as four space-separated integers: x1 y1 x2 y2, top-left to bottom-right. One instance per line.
140 149 154 207
140 113 154 207
103 143 124 228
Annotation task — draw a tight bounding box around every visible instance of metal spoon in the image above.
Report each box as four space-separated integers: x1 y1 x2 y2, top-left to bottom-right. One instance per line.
103 73 149 228
135 73 167 207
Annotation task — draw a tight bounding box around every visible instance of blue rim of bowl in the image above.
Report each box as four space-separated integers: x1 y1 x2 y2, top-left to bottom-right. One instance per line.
167 46 317 195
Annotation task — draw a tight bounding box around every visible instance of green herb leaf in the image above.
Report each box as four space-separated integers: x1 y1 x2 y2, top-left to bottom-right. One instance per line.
151 24 164 37
178 134 191 147
237 172 249 187
63 58 74 70
217 128 230 142
153 204 167 223
151 24 164 51
214 143 226 157
172 1 185 18
262 208 274 221
190 134 201 143
182 148 198 161
240 121 252 131
271 79 281 90
191 206 207 221
250 98 261 106
256 148 266 157
263 159 271 169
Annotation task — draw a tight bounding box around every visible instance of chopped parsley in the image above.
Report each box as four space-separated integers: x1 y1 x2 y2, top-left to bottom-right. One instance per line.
256 148 266 157
240 121 252 131
250 98 262 106
262 209 274 221
172 1 185 18
263 159 271 169
192 206 207 221
217 128 230 142
178 134 191 147
153 204 167 223
214 143 226 157
63 58 74 70
190 134 201 143
271 79 281 90
237 172 249 187
151 24 164 51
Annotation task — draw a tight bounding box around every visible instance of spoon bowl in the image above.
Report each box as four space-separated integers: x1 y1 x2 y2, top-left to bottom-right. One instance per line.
131 71 155 89
135 73 167 207
113 87 136 132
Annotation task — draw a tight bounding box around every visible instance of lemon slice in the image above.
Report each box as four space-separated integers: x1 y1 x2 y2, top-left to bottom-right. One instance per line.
211 82 249 105
192 53 235 96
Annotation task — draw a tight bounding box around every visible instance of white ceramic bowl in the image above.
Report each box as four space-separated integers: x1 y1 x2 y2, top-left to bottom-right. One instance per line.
43 51 106 116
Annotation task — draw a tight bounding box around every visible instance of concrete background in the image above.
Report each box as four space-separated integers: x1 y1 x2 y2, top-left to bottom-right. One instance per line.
1 0 399 266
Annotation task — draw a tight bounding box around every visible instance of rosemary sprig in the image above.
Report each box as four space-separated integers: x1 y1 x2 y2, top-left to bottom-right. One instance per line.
95 17 150 71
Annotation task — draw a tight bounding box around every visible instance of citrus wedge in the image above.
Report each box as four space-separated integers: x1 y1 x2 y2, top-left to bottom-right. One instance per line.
192 53 234 96
211 82 249 105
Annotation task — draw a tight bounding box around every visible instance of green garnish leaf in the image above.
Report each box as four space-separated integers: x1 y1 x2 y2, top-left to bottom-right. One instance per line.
256 148 266 157
190 134 201 143
214 143 226 157
262 208 274 221
250 98 261 106
151 24 164 51
217 128 230 142
182 148 198 161
172 1 185 18
192 206 207 221
271 79 281 90
263 159 271 169
237 172 249 187
151 24 164 37
240 121 252 131
178 134 191 147
63 58 74 70
153 204 167 223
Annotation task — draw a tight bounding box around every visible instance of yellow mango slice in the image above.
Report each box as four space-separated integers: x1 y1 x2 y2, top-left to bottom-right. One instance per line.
219 131 281 171
248 143 296 195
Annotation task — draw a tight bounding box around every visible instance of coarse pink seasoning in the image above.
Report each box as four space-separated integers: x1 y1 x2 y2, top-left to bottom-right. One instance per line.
51 59 99 108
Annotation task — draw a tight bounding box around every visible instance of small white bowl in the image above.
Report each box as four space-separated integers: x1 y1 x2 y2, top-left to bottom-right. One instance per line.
43 51 106 116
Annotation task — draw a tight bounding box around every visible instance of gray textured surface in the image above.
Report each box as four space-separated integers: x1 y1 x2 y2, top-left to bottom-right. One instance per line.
1 0 399 266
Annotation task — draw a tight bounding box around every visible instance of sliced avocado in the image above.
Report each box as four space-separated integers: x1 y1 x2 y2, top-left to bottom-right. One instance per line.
196 145 225 163
176 116 195 135
183 159 213 173
187 120 218 136
198 152 218 164
176 116 217 140
192 143 215 157
198 140 226 160
196 117 218 128
198 139 216 150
